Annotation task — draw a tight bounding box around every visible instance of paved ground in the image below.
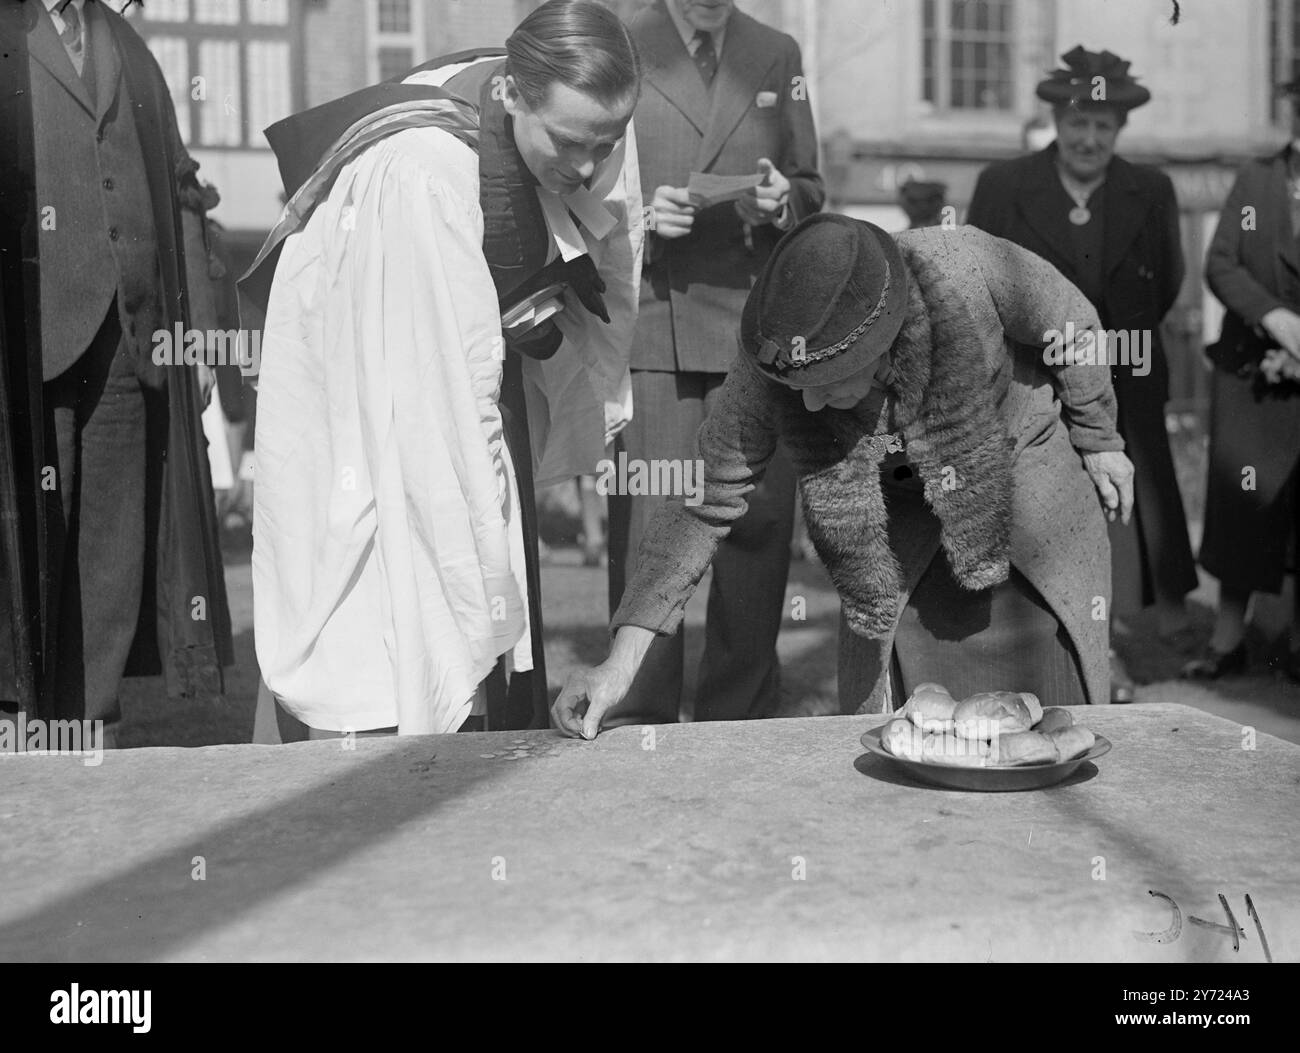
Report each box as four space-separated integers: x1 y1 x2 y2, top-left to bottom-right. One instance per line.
118 527 1300 748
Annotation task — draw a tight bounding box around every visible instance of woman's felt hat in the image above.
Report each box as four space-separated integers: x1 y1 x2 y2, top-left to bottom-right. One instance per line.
1036 46 1151 112
739 213 909 390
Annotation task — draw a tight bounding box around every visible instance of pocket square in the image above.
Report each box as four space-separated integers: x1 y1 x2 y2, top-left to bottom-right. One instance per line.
756 90 778 108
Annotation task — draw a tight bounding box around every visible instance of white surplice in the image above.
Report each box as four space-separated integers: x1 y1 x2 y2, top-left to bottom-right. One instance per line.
403 60 645 487
253 127 529 735
253 77 643 734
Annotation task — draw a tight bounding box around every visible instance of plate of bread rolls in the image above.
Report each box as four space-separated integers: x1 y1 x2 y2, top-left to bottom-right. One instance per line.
859 682 1111 791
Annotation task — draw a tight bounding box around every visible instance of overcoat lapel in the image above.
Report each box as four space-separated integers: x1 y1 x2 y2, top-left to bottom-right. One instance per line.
1099 156 1154 279
84 0 123 127
696 11 778 172
1269 149 1300 280
25 0 95 118
640 0 711 137
1014 150 1078 280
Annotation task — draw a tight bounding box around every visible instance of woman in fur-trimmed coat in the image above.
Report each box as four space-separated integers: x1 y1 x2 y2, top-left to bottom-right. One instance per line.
552 216 1136 736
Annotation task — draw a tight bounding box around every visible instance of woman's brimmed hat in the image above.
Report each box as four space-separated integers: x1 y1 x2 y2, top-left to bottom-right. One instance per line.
739 213 909 390
1036 45 1151 112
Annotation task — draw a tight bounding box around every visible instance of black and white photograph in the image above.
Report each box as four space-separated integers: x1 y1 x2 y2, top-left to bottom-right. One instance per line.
0 0 1295 985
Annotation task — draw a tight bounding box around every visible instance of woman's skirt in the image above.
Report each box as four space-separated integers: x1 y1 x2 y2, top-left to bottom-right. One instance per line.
837 548 1088 711
890 552 1088 707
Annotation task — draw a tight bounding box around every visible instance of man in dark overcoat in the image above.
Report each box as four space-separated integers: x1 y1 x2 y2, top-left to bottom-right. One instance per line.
0 0 232 744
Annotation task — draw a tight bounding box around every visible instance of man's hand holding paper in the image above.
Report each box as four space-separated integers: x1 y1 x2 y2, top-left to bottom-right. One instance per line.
734 158 792 228
685 169 764 209
648 184 697 239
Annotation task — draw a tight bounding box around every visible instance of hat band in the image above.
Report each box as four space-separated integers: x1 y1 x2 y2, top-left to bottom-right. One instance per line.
762 263 893 374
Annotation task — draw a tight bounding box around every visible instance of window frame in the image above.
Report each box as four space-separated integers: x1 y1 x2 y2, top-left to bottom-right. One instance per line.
367 0 427 84
921 0 1017 116
133 0 300 152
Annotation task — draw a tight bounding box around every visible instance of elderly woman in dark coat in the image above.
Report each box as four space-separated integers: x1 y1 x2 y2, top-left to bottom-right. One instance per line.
967 47 1195 701
1190 78 1300 680
553 215 1134 738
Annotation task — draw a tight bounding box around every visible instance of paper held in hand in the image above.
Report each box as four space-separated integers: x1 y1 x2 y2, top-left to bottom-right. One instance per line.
687 171 764 209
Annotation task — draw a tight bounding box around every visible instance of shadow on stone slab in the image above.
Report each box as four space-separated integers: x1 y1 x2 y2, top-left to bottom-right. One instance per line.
0 738 500 961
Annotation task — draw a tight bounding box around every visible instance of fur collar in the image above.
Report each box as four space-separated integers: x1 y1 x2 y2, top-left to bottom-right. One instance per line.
779 240 1015 636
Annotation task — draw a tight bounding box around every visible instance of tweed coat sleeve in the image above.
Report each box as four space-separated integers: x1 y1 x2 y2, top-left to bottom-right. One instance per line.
963 227 1124 454
610 354 783 635
1206 161 1287 326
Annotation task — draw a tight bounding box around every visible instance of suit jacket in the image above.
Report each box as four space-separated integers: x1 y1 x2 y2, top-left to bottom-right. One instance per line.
613 227 1120 709
630 0 823 372
1206 145 1300 332
0 0 232 712
1202 146 1300 509
967 145 1183 404
27 0 164 380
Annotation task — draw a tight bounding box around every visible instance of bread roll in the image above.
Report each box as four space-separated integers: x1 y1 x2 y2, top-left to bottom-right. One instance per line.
883 718 925 760
1048 725 1095 760
1035 707 1074 734
990 730 1060 766
921 731 990 767
1019 692 1043 726
903 682 958 732
953 691 1033 739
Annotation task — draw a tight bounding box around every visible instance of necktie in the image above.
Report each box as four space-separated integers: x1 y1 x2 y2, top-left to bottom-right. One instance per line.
57 0 85 78
693 30 717 86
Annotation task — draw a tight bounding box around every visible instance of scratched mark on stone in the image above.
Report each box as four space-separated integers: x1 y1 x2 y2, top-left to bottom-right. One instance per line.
1135 889 1271 957
1246 895 1273 963
1133 889 1182 943
1188 894 1246 952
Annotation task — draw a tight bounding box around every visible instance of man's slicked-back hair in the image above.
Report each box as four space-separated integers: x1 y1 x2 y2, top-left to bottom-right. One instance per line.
505 0 642 110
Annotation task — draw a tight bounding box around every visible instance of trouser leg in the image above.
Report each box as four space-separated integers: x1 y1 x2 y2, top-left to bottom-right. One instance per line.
695 429 796 721
43 312 145 744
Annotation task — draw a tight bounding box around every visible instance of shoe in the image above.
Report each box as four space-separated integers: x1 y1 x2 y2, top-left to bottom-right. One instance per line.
1181 641 1247 680
1110 649 1136 704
